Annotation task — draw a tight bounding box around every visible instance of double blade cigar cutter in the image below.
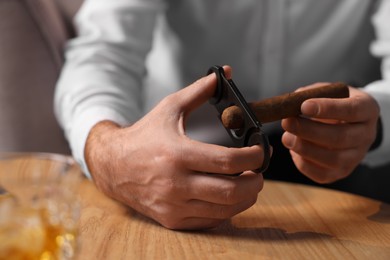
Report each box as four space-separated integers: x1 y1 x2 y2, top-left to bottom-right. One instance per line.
207 65 270 174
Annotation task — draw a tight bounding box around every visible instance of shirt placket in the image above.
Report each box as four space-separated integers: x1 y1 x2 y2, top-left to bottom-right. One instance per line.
259 0 286 98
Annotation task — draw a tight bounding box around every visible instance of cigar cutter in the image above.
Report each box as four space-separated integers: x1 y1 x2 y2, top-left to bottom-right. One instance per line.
207 65 270 173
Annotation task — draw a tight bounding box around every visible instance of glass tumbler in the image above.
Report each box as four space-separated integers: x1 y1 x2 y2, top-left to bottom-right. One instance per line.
0 153 83 260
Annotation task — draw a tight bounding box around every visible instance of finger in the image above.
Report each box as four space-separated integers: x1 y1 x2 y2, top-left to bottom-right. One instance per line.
281 117 370 150
289 150 349 184
181 138 267 174
301 94 372 123
164 217 226 230
186 171 263 205
162 190 257 230
185 195 258 219
282 132 364 170
171 65 232 113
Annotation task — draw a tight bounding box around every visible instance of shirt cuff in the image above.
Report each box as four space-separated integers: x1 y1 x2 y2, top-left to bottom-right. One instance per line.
68 107 131 179
362 81 390 167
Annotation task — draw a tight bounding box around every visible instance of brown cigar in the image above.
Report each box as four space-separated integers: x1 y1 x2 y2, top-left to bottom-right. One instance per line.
221 82 349 129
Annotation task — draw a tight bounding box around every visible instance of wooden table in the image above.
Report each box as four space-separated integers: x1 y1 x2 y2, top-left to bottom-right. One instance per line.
2 154 390 259
77 176 390 259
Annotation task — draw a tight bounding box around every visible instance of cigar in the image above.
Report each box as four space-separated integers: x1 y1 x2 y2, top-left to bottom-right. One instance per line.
221 82 349 129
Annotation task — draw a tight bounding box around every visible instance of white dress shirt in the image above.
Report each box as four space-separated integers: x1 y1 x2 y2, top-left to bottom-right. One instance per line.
55 0 390 176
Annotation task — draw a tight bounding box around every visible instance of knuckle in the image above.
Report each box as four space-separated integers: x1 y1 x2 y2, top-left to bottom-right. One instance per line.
154 146 181 167
244 196 258 210
216 205 230 219
248 196 258 209
290 137 303 153
295 159 337 184
160 218 181 230
348 98 361 120
313 172 336 184
161 93 177 107
159 94 182 115
154 205 183 230
221 182 239 203
217 154 237 173
154 155 174 171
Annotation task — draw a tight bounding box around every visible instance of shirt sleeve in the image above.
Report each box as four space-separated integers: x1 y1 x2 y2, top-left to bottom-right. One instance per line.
54 0 166 177
362 0 390 167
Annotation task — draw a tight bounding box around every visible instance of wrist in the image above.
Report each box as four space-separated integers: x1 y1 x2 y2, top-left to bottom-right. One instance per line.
84 120 122 188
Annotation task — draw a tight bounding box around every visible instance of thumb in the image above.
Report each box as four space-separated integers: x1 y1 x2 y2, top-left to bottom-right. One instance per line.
174 65 232 113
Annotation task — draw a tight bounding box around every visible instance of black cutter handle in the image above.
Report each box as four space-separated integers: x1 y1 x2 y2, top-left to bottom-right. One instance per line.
207 65 270 173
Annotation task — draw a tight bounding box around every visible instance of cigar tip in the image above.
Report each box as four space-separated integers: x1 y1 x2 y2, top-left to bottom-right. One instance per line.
221 106 244 129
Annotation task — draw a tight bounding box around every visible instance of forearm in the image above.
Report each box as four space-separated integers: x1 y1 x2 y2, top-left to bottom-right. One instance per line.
54 0 164 176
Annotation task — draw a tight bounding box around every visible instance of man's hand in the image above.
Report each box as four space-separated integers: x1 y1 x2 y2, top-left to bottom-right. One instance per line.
281 83 380 183
84 67 267 230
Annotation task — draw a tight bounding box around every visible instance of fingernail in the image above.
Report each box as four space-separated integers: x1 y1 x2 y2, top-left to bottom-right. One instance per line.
283 133 296 149
301 100 318 116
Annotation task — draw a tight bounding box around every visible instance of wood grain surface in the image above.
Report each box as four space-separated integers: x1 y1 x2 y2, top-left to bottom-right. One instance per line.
76 178 390 260
2 154 388 259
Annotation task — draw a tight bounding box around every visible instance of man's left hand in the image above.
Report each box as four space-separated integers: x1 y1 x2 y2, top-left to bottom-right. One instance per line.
281 83 380 183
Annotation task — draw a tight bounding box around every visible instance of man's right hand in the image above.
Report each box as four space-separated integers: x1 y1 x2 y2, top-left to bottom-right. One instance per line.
84 67 268 230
